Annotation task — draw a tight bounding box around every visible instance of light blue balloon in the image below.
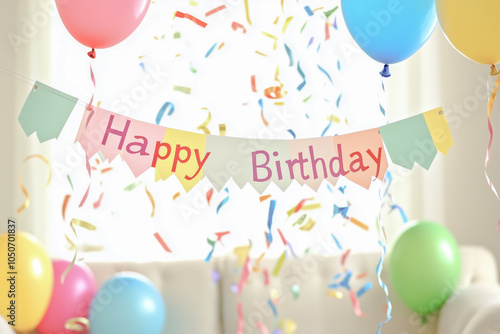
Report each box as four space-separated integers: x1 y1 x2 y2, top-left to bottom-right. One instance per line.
89 272 166 334
341 0 437 65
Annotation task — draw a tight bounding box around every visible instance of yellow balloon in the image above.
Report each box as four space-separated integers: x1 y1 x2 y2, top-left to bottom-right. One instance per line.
436 0 500 65
0 232 53 333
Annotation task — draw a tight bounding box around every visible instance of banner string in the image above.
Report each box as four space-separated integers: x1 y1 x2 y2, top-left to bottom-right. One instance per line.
486 65 500 229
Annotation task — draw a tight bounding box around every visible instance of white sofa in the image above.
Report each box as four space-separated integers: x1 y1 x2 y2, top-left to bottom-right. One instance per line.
4 246 496 334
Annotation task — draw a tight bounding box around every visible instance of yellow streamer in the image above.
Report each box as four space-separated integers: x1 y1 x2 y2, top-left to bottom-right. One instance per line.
282 16 293 33
244 0 252 25
197 108 212 134
219 124 226 136
299 218 316 231
272 251 286 277
145 185 156 217
65 317 90 331
262 31 278 50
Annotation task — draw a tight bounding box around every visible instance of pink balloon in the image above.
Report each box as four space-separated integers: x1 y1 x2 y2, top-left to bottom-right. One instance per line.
37 260 97 334
55 0 151 49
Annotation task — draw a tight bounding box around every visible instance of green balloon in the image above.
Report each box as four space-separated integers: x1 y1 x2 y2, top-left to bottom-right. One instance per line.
388 221 461 314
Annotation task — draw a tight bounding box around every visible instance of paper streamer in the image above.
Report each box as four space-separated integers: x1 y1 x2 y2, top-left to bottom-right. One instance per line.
238 256 252 294
282 16 293 33
205 43 218 58
175 11 207 28
272 251 286 277
198 109 212 134
17 154 52 215
145 185 155 217
266 200 276 243
331 233 342 250
216 187 229 214
284 44 293 66
156 102 175 125
154 232 172 252
244 0 252 25
356 281 373 298
317 65 333 84
349 290 366 317
231 21 247 33
205 4 226 16
297 61 306 91
237 303 244 334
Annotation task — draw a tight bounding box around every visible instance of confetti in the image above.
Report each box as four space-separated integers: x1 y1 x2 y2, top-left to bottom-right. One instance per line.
234 243 252 265
260 194 271 202
251 75 257 92
92 193 104 209
287 129 296 139
277 228 287 246
299 218 316 231
173 85 191 94
356 282 373 298
244 0 252 25
100 167 113 174
307 37 314 48
124 181 142 191
190 62 198 73
65 317 89 332
325 22 330 41
205 4 226 16
262 31 278 50
291 284 300 299
349 290 366 316
301 203 321 211
339 185 347 193
173 192 181 200
273 16 279 24
331 233 343 250
279 319 297 334
256 323 270 334
327 290 343 299
231 22 247 33
296 62 306 91
282 16 293 33
255 50 269 57
287 198 313 216
205 238 216 262
238 256 252 294
154 232 172 253
356 271 368 279
317 64 333 84
263 267 270 285
67 174 74 191
341 249 351 266
264 86 284 99
145 185 155 217
206 188 214 204
156 102 175 125
302 95 312 103
259 99 269 126
324 6 338 18
139 62 145 72
205 42 218 58
300 21 308 33
347 216 369 231
218 42 225 50
216 187 229 214
326 114 340 123
215 231 231 245
62 195 70 221
272 251 286 277
174 11 207 28
189 0 198 5
237 303 244 334
284 44 293 66
211 269 220 283
17 154 52 214
268 299 278 317
266 200 276 244
304 6 314 16
292 214 307 227
321 120 332 137
198 108 212 134
333 204 349 218
173 31 181 39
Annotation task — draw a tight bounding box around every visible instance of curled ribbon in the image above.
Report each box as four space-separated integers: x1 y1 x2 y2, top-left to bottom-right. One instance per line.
486 66 500 229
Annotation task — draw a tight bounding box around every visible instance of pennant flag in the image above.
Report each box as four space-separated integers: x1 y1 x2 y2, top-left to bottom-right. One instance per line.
155 128 208 191
379 114 438 170
423 107 453 155
18 81 78 142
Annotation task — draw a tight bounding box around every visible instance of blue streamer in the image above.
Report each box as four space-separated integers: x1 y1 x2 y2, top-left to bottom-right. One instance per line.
216 188 229 214
390 205 408 223
328 270 352 290
297 61 306 91
317 64 333 84
331 233 343 250
267 200 276 244
336 93 342 108
268 299 278 317
356 282 373 298
284 43 293 66
258 98 263 110
205 42 217 58
337 59 341 71
338 185 346 193
320 120 331 137
156 102 175 125
304 5 314 16
287 129 296 139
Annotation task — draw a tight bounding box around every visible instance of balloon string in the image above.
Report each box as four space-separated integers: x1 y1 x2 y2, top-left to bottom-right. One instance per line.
80 50 96 207
376 171 392 334
378 75 388 123
486 66 500 230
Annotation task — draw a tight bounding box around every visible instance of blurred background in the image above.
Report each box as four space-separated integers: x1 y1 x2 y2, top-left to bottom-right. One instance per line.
0 0 499 273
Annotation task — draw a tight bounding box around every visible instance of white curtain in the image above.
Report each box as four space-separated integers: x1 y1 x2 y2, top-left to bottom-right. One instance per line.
0 0 53 249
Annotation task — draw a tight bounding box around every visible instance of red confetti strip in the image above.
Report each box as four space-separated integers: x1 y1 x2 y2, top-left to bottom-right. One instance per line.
101 167 113 174
251 75 257 92
325 21 330 41
154 232 172 253
92 193 104 209
260 194 271 202
277 228 287 246
231 21 247 33
238 256 252 294
349 290 366 317
237 303 244 334
206 188 214 204
295 198 313 213
261 110 269 126
62 194 71 221
205 4 226 16
215 231 231 246
256 322 270 334
341 249 351 267
263 267 270 285
175 11 207 28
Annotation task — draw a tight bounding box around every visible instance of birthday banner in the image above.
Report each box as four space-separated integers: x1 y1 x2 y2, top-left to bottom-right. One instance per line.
18 81 453 193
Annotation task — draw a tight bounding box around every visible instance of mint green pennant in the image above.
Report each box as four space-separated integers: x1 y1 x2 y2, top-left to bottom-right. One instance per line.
379 114 437 170
18 81 78 142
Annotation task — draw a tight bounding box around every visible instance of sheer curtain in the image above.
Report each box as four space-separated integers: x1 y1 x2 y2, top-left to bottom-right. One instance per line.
0 0 53 248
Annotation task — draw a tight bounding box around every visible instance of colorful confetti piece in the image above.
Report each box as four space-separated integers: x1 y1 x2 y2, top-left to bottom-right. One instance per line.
205 42 218 58
173 85 191 94
205 4 226 17
145 185 155 217
175 11 207 28
206 188 214 204
231 21 247 33
297 61 306 91
154 232 172 253
216 187 229 214
272 251 286 277
156 102 175 125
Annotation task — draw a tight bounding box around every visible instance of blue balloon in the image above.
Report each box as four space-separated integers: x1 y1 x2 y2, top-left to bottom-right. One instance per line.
89 273 166 334
341 0 437 65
